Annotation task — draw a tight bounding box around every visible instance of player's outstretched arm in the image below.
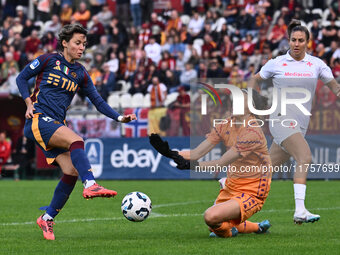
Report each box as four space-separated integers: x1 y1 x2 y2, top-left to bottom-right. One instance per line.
119 114 137 123
247 73 263 90
198 148 241 168
149 134 215 160
325 79 340 97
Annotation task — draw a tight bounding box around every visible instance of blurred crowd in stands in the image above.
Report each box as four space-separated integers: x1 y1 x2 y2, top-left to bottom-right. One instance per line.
0 0 339 109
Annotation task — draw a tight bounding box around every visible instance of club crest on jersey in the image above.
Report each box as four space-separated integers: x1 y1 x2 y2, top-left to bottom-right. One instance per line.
30 59 40 69
63 66 69 75
71 72 77 78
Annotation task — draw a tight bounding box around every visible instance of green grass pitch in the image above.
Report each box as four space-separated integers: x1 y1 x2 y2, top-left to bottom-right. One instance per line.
0 180 339 255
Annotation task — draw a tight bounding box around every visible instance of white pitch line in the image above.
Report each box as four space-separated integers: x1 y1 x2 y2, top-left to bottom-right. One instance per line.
0 205 339 227
152 200 212 208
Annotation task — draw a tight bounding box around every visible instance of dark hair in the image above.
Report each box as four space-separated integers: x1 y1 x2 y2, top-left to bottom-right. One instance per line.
287 19 310 41
58 24 87 51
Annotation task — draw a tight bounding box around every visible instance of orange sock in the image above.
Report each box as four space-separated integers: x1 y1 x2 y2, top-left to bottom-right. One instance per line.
210 222 233 238
235 221 259 233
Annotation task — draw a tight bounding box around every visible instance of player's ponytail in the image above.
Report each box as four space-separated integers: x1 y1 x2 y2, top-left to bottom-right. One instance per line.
57 24 88 51
287 19 310 41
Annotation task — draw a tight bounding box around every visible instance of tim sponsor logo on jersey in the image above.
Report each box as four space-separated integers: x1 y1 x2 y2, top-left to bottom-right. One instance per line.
46 73 79 92
284 71 313 77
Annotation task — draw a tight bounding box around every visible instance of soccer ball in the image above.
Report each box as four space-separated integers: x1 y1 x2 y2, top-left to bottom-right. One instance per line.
121 192 152 222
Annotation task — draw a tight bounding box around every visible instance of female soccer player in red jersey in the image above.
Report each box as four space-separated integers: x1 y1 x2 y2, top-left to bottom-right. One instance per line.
16 24 136 240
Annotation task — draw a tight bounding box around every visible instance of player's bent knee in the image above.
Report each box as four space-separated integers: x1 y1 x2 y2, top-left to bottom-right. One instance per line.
204 209 220 226
69 139 85 151
296 153 312 165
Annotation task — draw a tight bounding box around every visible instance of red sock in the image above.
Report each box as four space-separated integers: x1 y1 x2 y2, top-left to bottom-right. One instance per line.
235 221 259 233
210 222 233 238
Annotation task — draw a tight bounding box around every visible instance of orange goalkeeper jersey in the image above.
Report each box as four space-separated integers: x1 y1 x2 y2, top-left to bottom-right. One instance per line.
206 115 272 199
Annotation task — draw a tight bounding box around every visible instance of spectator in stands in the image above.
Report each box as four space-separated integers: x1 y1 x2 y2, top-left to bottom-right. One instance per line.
180 63 197 89
93 76 108 102
21 19 40 38
137 50 153 71
92 52 105 70
0 66 19 95
106 52 119 74
331 45 340 68
13 132 35 179
202 33 217 57
315 80 337 108
321 19 338 48
168 86 191 136
148 12 165 44
89 65 102 86
147 76 167 108
87 15 105 47
130 0 142 29
11 33 26 53
169 34 186 58
12 17 24 34
81 53 93 71
331 58 340 80
1 52 19 82
144 36 162 65
268 17 287 50
158 51 176 70
326 6 338 21
35 0 52 22
102 63 116 94
25 30 41 55
236 33 255 55
236 9 254 38
188 11 204 39
43 15 62 36
207 58 226 78
93 35 111 59
166 10 182 34
176 51 186 72
161 1 173 22
15 5 27 25
72 2 91 28
41 31 58 51
97 5 112 28
223 0 238 24
116 0 130 27
323 40 338 66
141 0 154 24
89 0 106 15
117 51 127 81
60 3 73 25
129 64 148 95
0 130 11 176
310 19 321 43
228 64 246 89
164 70 180 93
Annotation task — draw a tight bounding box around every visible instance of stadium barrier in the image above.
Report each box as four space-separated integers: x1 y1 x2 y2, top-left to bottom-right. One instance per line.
81 136 340 180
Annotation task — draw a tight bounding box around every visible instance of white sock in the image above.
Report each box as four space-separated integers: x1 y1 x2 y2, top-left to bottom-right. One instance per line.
84 180 96 189
294 184 306 214
42 213 53 221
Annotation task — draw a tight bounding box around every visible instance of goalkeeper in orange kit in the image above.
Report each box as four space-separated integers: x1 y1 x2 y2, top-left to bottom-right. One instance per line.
150 88 272 238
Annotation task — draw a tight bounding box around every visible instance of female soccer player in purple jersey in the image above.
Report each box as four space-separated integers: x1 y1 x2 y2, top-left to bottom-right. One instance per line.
249 20 340 224
16 24 136 240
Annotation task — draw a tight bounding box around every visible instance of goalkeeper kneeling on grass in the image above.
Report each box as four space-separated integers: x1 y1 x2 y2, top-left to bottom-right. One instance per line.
150 88 272 238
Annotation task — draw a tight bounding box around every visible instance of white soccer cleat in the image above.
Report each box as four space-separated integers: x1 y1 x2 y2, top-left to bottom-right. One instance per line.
293 210 320 224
